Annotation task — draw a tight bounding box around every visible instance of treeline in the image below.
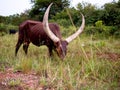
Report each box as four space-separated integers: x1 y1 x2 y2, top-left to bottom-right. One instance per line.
0 0 120 37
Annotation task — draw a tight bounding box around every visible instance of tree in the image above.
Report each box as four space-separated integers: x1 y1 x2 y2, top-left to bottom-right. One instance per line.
0 16 6 23
29 0 70 21
102 0 120 26
76 2 97 25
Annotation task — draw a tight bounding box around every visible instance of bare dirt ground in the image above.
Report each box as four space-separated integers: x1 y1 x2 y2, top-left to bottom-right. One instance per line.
96 52 120 61
0 68 53 90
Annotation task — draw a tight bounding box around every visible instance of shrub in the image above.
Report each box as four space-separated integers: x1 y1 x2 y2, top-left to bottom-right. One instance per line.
0 23 7 33
95 20 103 28
0 23 18 35
85 26 96 35
85 20 119 37
50 18 71 27
60 25 76 37
114 29 120 38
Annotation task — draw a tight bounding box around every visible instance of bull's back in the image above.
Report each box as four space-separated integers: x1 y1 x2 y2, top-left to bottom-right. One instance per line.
29 23 62 46
18 20 62 46
18 20 42 40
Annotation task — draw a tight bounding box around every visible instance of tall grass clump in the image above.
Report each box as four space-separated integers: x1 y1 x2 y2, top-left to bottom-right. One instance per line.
0 32 120 89
14 57 33 73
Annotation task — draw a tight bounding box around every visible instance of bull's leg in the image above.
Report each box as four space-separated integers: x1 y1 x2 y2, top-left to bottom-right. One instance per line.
15 39 23 56
23 42 29 55
48 46 53 57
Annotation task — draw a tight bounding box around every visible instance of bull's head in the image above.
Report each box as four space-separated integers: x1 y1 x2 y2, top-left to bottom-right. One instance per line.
43 3 85 59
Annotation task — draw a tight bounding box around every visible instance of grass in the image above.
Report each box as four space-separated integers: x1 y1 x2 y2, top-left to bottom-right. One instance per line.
0 34 120 89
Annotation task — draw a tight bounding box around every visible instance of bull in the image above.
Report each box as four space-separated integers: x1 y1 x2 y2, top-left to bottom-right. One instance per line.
15 3 85 59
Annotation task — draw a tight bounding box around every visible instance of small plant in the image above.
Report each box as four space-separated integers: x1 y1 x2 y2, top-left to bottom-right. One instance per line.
8 79 21 87
95 20 103 28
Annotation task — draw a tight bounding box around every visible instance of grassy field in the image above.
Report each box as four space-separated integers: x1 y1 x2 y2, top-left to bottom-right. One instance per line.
0 34 120 90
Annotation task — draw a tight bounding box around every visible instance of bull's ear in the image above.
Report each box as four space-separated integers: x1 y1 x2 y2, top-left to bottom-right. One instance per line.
43 3 60 43
65 13 85 43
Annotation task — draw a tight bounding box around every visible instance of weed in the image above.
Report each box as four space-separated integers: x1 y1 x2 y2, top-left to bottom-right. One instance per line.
8 79 21 87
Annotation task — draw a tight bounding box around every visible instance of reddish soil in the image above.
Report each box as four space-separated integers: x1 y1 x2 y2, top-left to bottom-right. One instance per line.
77 51 120 61
0 68 53 90
96 52 120 61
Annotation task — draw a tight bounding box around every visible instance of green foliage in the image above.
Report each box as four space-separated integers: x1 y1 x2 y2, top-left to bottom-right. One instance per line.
52 9 69 20
60 26 76 37
0 16 6 23
0 23 18 35
56 19 71 27
29 0 70 20
76 2 98 25
114 29 120 38
95 20 103 27
0 23 7 33
102 1 120 26
85 20 119 37
6 13 30 26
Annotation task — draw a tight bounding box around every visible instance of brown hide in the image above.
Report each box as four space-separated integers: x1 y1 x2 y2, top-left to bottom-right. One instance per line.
30 22 62 46
15 20 65 57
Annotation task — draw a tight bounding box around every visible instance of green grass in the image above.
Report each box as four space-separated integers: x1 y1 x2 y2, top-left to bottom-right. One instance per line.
0 34 120 89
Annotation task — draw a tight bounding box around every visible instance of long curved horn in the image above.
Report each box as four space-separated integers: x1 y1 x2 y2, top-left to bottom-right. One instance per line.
43 3 60 42
65 13 85 43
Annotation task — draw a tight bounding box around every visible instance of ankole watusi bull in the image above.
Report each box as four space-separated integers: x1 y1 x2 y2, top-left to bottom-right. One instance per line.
15 3 85 59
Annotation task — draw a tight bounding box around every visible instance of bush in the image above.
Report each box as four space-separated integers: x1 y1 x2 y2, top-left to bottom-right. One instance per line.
60 25 76 37
50 18 71 27
50 19 75 37
0 23 7 33
7 24 18 31
85 20 119 37
114 29 120 38
85 26 96 35
95 20 103 28
0 23 18 35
